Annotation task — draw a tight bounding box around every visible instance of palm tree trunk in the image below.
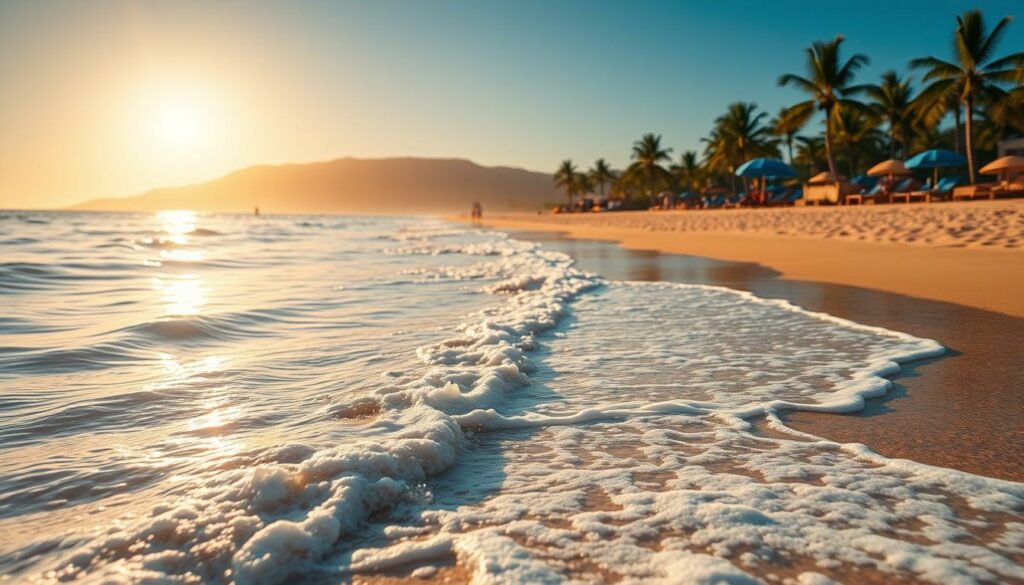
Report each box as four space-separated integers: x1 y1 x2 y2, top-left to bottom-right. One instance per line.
964 96 975 184
890 125 897 159
787 136 794 165
952 104 962 155
823 110 838 180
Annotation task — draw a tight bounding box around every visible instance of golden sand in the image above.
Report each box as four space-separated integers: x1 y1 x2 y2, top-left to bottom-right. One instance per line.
464 200 1024 317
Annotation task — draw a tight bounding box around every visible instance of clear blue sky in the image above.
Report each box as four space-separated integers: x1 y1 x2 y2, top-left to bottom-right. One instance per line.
1 0 1022 207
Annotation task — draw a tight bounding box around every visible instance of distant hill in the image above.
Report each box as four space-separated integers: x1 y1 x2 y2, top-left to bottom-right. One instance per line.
69 157 559 214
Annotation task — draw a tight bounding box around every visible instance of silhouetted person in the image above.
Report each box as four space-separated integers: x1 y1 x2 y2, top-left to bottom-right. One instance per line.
471 201 482 223
254 205 260 217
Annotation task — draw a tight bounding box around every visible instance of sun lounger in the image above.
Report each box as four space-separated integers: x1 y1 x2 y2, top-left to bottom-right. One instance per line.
787 188 803 205
904 177 959 203
928 177 961 201
767 187 790 206
846 183 885 205
725 193 745 208
952 183 996 200
890 178 923 203
994 180 1024 198
706 194 725 208
951 179 1022 201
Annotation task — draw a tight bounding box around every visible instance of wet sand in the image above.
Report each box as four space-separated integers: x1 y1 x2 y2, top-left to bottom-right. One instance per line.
476 215 1024 317
510 229 1024 482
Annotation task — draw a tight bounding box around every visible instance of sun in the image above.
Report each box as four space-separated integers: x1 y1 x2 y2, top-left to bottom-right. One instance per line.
156 102 201 147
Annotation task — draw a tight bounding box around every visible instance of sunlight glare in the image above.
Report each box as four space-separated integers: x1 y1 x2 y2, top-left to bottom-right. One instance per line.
156 210 197 236
157 103 201 146
152 275 207 315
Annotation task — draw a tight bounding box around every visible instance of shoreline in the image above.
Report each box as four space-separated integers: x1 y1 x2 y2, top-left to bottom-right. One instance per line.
477 224 1024 481
462 204 1024 317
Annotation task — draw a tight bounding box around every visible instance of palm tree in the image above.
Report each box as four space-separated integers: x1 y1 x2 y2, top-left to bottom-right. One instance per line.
778 35 870 179
794 136 826 176
553 159 579 208
630 133 673 199
716 102 779 162
911 10 1024 183
703 102 780 202
770 106 804 164
589 158 617 198
833 108 885 178
865 71 917 158
575 171 593 201
990 87 1024 135
672 151 703 193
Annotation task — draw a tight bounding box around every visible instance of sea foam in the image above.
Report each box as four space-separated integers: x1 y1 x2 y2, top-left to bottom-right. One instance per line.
12 219 1023 585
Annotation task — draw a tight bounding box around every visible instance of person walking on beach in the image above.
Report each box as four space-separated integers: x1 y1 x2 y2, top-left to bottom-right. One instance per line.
471 201 482 223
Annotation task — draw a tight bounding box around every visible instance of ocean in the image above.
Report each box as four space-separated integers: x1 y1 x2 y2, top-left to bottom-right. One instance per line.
1 211 1022 584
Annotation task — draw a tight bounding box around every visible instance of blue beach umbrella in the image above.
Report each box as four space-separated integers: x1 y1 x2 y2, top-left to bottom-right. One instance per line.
736 158 796 204
906 149 967 184
736 158 797 179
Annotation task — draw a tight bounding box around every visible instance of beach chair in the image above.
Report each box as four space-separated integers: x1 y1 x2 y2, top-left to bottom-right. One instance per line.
953 183 997 201
706 194 725 208
786 188 803 205
994 179 1024 199
766 186 789 206
889 178 921 203
905 177 960 203
929 177 961 201
846 183 884 205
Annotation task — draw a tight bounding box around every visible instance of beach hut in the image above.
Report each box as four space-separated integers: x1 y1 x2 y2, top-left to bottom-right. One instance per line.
803 172 859 205
736 158 796 206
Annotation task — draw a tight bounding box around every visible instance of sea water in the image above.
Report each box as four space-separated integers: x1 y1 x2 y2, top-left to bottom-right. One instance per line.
0 211 1021 584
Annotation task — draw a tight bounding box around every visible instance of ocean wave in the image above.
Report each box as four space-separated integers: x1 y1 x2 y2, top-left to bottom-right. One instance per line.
6 214 1021 584
188 228 223 236
37 227 600 584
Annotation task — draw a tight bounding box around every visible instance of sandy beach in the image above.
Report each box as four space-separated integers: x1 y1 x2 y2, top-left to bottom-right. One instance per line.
468 199 1024 317
499 227 1024 482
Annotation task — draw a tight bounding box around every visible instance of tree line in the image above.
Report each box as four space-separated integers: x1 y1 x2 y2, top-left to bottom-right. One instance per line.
554 10 1024 207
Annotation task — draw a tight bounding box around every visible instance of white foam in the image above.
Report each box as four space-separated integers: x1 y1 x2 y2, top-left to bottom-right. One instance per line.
37 224 1024 585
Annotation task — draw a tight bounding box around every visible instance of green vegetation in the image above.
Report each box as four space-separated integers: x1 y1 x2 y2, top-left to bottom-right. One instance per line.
554 9 1024 207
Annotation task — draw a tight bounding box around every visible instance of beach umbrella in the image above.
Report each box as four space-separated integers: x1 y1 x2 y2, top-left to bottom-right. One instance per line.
906 149 967 185
736 158 796 204
980 155 1024 175
735 158 797 179
808 171 838 184
980 155 1024 186
867 159 910 177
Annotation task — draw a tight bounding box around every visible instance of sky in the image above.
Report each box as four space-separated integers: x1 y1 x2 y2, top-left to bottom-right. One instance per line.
1 0 1022 209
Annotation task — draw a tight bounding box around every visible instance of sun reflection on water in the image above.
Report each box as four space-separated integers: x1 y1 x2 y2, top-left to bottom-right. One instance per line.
156 210 197 237
151 276 206 315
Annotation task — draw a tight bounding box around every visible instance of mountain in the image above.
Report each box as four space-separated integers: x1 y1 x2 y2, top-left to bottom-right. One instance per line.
69 157 559 214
